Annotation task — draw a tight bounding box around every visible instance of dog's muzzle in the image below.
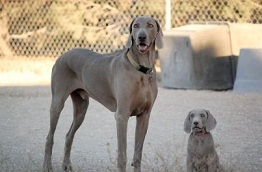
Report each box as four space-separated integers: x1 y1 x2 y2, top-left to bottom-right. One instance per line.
192 126 204 132
137 43 151 53
136 31 151 53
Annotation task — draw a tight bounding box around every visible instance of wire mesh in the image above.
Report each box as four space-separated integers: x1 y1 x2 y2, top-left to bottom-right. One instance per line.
0 0 262 57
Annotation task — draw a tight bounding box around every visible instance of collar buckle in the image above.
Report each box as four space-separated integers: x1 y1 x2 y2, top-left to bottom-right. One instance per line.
146 68 154 75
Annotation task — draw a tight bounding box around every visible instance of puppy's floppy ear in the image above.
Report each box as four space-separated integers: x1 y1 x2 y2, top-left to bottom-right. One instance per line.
184 111 192 134
205 110 217 132
126 18 136 48
154 19 163 49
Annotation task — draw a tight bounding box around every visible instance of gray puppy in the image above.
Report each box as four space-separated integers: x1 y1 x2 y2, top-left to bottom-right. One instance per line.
184 109 221 172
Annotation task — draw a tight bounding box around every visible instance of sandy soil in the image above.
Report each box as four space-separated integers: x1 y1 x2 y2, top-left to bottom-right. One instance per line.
0 85 262 172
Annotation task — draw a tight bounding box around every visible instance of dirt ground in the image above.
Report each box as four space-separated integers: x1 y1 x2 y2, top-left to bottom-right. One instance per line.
0 85 262 172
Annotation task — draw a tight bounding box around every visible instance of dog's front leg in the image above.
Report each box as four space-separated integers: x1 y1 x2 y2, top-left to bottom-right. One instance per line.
115 111 129 172
186 154 194 172
132 112 150 172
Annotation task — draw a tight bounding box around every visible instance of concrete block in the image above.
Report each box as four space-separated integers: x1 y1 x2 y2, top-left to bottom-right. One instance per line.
233 49 262 93
159 24 235 90
229 24 262 56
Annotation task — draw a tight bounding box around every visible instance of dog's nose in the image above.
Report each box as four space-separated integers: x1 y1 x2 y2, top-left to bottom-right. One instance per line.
138 33 146 42
194 121 198 125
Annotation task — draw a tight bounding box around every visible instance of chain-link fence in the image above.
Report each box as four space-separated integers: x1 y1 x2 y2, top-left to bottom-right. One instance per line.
1 0 262 57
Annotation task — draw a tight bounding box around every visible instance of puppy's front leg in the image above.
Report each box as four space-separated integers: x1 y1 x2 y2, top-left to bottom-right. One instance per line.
186 154 194 172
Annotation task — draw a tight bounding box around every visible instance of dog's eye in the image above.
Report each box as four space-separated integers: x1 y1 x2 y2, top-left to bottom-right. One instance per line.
200 114 205 118
133 24 139 28
190 113 194 118
148 24 154 28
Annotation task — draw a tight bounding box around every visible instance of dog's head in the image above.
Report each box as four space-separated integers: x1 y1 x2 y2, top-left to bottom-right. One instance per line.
126 16 163 53
184 109 217 134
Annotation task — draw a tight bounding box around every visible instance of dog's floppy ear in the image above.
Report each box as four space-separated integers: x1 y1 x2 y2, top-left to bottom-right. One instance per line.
205 110 217 132
184 111 192 134
154 19 163 49
126 18 136 48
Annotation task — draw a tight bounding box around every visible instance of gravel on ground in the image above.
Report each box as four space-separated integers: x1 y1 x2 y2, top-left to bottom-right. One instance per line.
0 86 261 172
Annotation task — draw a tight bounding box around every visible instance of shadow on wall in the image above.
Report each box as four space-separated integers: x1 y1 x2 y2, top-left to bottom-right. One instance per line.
159 33 237 90
158 23 262 91
191 43 238 90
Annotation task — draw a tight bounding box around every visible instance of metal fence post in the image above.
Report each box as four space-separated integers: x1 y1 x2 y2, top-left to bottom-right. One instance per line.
165 0 171 30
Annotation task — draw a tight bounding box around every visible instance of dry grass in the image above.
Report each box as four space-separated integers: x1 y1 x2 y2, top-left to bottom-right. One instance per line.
0 144 234 172
0 57 55 86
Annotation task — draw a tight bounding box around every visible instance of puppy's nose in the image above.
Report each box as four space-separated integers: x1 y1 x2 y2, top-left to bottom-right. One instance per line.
194 121 199 125
138 33 146 42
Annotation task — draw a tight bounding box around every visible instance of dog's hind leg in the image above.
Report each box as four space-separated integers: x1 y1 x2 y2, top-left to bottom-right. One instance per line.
62 89 89 172
44 92 69 172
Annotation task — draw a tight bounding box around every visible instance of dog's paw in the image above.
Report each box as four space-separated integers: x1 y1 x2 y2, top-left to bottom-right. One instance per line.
62 163 73 172
43 165 53 172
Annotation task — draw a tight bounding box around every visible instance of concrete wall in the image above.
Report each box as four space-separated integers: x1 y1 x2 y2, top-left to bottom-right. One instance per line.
159 23 262 90
233 49 262 93
230 24 262 56
159 24 234 90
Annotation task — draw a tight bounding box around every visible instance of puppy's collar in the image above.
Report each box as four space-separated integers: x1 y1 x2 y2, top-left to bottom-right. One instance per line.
193 132 209 138
126 51 154 76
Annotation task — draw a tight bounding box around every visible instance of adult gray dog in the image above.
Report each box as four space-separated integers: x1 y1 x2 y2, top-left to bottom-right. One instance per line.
184 109 222 172
43 16 163 172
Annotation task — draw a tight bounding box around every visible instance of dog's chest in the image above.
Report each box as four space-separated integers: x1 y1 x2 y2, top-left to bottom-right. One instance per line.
190 139 207 155
188 135 214 156
130 76 157 116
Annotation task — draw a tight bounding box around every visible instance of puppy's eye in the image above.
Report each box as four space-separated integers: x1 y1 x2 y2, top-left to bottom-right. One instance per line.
133 24 139 28
148 24 154 28
200 114 205 118
190 113 194 118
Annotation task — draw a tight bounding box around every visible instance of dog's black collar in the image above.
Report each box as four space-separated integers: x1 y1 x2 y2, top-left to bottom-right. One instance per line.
138 65 153 75
126 51 154 75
